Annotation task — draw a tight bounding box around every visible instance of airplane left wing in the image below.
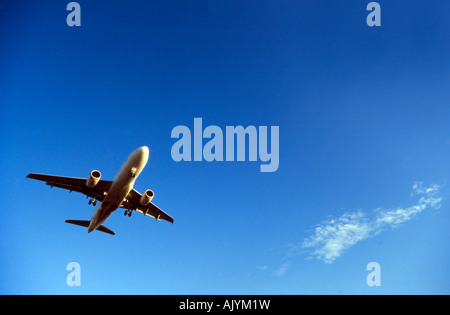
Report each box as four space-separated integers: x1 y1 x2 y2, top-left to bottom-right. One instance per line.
121 188 174 224
26 173 112 202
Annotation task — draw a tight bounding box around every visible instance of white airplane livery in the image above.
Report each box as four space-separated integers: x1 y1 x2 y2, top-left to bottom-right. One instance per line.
27 146 174 235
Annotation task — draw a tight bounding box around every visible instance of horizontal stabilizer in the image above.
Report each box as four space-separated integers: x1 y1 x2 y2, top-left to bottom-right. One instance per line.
96 225 115 235
65 220 115 235
65 219 90 227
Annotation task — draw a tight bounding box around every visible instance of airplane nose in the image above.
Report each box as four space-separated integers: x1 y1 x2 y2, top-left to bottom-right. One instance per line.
141 146 149 155
140 146 149 160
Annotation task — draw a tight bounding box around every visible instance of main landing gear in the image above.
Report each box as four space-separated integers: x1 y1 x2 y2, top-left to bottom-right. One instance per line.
88 198 97 206
124 209 133 217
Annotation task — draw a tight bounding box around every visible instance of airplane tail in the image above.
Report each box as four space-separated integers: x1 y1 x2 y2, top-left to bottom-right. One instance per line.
65 220 115 235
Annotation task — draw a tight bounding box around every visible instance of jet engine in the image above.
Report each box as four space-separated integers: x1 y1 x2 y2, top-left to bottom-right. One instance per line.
140 189 154 206
86 170 101 188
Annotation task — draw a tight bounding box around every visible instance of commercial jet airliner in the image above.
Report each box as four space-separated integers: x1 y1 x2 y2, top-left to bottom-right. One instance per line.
27 146 174 235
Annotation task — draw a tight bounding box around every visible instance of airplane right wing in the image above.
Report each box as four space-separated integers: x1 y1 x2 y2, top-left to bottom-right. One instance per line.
26 173 112 202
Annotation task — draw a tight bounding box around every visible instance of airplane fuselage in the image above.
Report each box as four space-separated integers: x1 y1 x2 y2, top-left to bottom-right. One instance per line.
88 146 149 233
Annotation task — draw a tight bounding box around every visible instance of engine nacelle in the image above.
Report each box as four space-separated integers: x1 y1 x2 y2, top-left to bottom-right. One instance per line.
140 189 154 206
86 170 101 188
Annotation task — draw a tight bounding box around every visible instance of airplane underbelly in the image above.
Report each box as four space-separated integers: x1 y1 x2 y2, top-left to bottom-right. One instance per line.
104 182 133 211
92 182 133 225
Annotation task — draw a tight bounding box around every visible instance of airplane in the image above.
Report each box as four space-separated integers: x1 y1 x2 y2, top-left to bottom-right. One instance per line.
27 146 174 235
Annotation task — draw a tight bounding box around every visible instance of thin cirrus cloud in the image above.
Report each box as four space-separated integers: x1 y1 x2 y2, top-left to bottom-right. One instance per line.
302 182 442 264
272 182 442 276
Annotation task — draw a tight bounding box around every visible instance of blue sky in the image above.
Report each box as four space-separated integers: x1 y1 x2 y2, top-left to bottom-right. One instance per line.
1 0 449 294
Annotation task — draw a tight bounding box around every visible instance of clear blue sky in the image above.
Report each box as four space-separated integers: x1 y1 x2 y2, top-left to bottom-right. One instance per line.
1 1 449 294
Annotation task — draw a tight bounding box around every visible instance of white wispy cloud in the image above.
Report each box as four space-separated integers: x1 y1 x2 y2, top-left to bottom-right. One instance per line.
271 182 442 275
302 210 372 264
271 261 291 277
302 182 442 264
